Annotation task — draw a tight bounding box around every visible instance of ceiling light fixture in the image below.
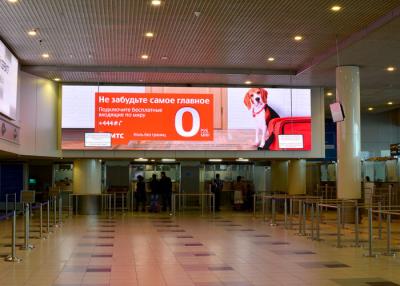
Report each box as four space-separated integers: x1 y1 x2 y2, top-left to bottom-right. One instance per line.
368 107 374 111
294 35 303 41
134 158 148 162
268 57 275 62
7 0 18 3
331 5 342 12
42 53 49 58
236 158 249 162
151 0 162 6
161 56 168 60
245 80 252 85
162 158 176 162
386 66 396 72
53 78 60 82
28 29 37 36
141 54 149 59
388 101 393 105
208 159 222 162
326 92 333 96
145 32 154 38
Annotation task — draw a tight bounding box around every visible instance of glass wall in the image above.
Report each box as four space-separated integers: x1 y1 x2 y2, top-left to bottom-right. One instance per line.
129 163 180 192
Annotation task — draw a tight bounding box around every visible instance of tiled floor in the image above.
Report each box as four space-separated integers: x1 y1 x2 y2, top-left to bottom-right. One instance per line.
1 212 400 286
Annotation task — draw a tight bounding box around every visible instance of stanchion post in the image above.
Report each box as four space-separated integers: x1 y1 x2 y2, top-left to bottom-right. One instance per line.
310 202 315 240
53 197 58 227
262 196 266 222
297 200 303 234
383 213 395 257
39 203 46 239
378 202 382 240
212 193 215 218
364 207 377 257
336 204 342 248
59 197 62 226
5 194 8 218
302 201 307 236
284 198 288 229
47 201 51 234
253 194 256 217
4 211 22 262
20 203 34 250
354 205 360 247
315 203 321 241
289 198 293 229
270 198 277 226
113 193 116 216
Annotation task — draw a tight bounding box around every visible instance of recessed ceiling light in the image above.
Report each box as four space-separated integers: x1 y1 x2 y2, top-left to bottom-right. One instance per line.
88 53 93 59
161 158 176 162
245 80 252 85
326 92 333 96
236 158 249 162
294 35 303 41
139 79 144 82
141 54 149 59
267 57 275 62
28 29 37 36
7 0 18 3
151 0 162 6
42 53 49 58
368 107 374 111
145 32 154 38
150 159 155 162
388 101 393 105
208 159 222 162
386 66 396 72
134 158 148 162
161 56 168 60
53 78 60 82
331 5 342 12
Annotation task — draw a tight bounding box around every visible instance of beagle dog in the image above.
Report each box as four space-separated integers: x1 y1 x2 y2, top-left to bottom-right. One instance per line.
244 88 279 149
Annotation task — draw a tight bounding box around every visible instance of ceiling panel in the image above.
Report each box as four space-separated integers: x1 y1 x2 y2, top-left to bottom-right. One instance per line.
0 0 399 68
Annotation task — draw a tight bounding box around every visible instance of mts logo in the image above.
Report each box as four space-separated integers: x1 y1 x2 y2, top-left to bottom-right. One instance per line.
112 133 125 139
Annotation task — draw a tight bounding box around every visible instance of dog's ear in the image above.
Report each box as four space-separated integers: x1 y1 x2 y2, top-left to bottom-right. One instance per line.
243 90 252 109
260 88 268 103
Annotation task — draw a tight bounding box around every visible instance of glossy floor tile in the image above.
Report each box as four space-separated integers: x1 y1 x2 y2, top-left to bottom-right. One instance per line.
0 211 400 286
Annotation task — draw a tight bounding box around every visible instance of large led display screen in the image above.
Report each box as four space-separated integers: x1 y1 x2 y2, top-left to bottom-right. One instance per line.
62 86 311 151
0 40 18 120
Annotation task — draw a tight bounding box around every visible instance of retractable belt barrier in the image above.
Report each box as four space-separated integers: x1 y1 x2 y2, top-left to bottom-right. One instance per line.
172 193 215 217
0 196 68 264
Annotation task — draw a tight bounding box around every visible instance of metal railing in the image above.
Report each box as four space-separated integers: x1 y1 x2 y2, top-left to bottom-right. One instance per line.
172 193 215 217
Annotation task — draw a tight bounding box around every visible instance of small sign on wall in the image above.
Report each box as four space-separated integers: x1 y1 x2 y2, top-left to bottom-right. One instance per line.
0 116 19 144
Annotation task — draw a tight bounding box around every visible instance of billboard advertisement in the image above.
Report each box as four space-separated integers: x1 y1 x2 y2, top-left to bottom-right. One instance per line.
61 86 311 151
0 39 18 120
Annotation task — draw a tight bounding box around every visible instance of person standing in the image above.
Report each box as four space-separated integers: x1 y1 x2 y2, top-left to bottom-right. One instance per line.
149 174 160 212
211 173 223 211
135 175 146 212
233 176 245 211
160 171 172 212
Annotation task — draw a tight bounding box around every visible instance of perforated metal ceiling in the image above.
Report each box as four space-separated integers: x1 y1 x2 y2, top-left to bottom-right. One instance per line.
0 0 400 108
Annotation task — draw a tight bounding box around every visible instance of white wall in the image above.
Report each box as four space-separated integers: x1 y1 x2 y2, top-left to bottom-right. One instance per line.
361 109 400 157
0 72 60 157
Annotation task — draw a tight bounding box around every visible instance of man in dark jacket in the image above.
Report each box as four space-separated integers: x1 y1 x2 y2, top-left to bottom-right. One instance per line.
160 171 172 212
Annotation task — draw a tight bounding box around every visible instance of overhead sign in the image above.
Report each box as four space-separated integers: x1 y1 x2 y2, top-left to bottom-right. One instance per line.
94 93 214 144
85 132 112 147
278 134 304 149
